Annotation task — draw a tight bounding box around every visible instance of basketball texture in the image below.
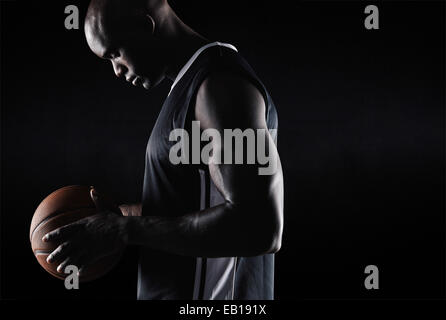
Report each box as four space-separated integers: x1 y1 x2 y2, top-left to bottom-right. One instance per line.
29 185 122 282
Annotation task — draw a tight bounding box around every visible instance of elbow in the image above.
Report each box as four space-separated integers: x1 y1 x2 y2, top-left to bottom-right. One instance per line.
250 214 283 255
267 232 282 254
229 200 283 256
259 227 282 254
259 203 283 254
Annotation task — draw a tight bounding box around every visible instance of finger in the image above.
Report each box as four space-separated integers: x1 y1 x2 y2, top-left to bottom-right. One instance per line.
76 246 107 277
90 186 120 215
57 256 75 273
78 265 87 277
78 260 91 277
46 241 73 264
42 223 79 242
73 254 93 277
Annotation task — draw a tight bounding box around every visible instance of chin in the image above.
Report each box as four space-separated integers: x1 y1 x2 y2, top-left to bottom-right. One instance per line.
144 75 164 90
142 81 151 90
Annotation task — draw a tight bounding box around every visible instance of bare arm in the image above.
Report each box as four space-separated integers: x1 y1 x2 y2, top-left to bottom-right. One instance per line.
124 72 283 257
44 72 284 269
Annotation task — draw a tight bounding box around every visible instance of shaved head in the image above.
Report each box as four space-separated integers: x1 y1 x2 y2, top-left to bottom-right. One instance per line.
84 0 208 90
84 0 171 89
85 0 165 36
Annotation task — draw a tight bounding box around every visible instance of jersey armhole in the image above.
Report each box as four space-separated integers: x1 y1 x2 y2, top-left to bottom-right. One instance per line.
185 64 271 127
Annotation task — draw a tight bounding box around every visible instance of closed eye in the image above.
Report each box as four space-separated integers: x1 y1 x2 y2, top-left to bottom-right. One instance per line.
110 52 120 59
102 49 120 60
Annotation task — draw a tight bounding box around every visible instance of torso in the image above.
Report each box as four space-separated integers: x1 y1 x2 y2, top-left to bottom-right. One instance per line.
138 43 278 300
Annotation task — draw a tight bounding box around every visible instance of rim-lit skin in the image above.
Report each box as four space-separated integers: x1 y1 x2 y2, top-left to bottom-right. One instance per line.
84 0 208 91
43 0 284 279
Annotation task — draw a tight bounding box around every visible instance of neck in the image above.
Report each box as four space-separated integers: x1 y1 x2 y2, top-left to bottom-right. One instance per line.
163 24 209 82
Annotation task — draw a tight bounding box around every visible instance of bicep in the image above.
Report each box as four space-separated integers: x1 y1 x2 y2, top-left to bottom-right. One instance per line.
195 71 267 132
194 72 282 208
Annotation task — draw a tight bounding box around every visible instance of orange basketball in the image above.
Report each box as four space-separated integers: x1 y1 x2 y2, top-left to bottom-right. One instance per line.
29 185 122 282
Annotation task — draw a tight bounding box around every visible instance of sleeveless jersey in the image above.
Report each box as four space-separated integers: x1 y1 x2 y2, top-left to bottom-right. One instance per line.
138 42 278 300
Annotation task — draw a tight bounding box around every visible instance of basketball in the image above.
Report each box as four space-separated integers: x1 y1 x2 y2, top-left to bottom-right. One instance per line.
29 185 123 282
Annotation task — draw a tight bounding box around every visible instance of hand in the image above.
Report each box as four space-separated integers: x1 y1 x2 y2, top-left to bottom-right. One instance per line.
43 187 126 275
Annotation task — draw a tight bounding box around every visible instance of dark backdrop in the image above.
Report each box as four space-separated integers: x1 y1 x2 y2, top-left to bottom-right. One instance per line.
1 1 444 299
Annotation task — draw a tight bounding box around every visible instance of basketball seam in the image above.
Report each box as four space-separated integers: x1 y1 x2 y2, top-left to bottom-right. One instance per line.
30 206 96 242
30 185 92 238
34 250 52 254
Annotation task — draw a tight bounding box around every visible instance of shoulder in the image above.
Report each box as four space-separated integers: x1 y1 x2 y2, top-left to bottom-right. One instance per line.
194 71 266 130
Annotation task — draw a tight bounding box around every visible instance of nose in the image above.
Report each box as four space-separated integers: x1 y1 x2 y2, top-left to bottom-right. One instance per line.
111 60 126 78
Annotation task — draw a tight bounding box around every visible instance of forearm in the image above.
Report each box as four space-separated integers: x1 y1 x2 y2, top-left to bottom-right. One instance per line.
123 202 280 258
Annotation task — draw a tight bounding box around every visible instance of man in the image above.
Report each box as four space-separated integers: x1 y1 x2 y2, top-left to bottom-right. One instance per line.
43 0 283 300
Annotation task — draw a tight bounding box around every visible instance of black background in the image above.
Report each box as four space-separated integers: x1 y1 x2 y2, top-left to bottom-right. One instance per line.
1 1 444 299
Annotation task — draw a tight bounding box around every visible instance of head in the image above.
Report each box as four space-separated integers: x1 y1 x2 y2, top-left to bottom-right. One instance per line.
84 0 175 89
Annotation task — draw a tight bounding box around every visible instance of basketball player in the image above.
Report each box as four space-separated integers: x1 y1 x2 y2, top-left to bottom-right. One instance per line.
44 0 283 300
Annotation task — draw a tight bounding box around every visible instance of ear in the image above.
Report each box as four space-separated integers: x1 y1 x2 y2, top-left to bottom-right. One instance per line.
145 14 156 35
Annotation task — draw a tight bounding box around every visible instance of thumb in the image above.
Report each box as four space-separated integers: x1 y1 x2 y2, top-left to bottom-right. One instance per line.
90 186 120 214
90 186 105 212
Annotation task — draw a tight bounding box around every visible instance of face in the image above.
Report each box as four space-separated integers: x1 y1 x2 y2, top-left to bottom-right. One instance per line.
85 14 167 90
